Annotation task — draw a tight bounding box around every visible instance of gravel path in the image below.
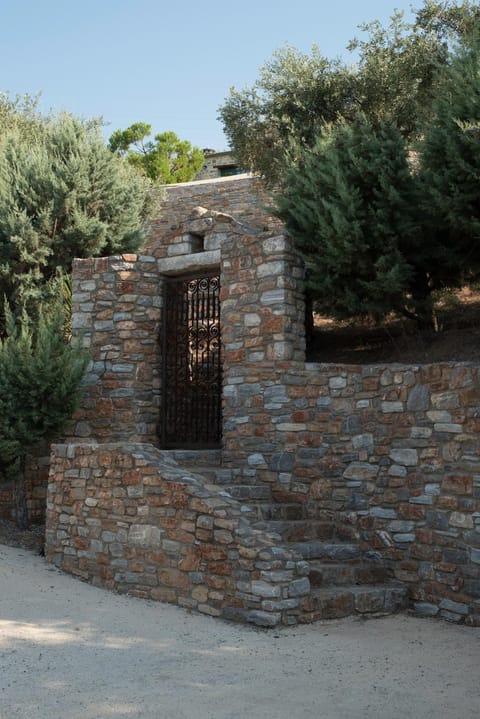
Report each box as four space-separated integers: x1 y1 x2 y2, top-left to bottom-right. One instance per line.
1 543 479 719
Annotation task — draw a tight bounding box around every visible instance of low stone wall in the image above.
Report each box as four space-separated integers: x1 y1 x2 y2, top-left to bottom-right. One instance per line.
222 361 480 624
45 443 310 627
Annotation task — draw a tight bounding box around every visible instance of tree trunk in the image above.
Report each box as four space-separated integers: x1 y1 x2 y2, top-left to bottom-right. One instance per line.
14 452 29 531
411 270 436 331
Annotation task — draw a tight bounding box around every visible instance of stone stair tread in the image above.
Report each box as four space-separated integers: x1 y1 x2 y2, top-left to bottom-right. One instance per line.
224 485 273 500
165 449 222 467
304 582 408 619
289 540 362 561
252 520 335 542
308 561 389 587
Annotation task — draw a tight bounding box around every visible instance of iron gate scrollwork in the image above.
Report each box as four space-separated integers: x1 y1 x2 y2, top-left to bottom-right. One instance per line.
162 272 222 448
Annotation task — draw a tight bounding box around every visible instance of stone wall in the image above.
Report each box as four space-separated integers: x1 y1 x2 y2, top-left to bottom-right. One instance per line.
46 443 309 627
68 254 162 444
195 151 242 181
44 190 480 626
221 361 480 623
145 175 281 258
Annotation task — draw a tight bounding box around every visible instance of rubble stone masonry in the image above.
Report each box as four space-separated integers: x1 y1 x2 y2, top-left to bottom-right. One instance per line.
43 177 480 626
221 361 480 624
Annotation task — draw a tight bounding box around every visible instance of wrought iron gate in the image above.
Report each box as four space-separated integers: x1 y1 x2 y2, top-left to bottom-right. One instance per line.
161 273 221 448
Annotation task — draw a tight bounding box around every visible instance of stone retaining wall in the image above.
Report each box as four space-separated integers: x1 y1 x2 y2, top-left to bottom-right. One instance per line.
46 443 309 627
222 361 480 624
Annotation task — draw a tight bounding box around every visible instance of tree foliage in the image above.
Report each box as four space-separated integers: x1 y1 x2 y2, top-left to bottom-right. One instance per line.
108 124 204 183
419 39 480 285
274 36 480 327
219 1 480 183
0 300 89 528
0 112 151 330
274 116 425 323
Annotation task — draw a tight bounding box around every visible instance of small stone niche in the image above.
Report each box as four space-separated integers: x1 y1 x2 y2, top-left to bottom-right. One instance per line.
189 232 205 253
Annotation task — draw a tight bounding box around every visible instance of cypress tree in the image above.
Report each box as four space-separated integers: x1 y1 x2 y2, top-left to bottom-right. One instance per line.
0 300 89 528
0 113 151 330
274 116 428 323
419 40 480 286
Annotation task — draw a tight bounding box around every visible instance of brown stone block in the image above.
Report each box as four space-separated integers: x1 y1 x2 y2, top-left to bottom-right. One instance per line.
224 349 246 363
436 495 458 510
178 553 201 572
171 492 189 509
150 587 177 603
415 528 433 544
159 568 189 590
120 470 140 485
398 503 425 520
176 531 195 545
146 495 170 507
441 475 472 495
199 545 228 561
411 544 435 560
195 529 213 542
272 489 308 503
208 561 232 576
148 551 169 565
190 498 211 514
310 479 331 499
205 575 227 590
97 451 112 467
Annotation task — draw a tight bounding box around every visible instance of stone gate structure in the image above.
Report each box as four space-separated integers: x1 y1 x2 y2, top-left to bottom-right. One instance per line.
45 179 480 627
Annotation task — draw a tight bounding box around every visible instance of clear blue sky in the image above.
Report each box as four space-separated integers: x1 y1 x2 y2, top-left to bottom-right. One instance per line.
1 0 417 150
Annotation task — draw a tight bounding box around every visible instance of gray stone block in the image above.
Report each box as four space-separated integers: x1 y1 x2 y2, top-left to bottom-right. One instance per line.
440 598 469 615
414 602 439 617
287 578 310 597
407 384 430 412
247 610 281 627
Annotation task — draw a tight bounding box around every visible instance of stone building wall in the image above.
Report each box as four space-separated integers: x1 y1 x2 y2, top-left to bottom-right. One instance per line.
67 254 163 444
195 151 242 181
145 175 281 259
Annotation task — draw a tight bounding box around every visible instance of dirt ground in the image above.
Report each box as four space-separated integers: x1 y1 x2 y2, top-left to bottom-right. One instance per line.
1 541 479 719
309 287 480 364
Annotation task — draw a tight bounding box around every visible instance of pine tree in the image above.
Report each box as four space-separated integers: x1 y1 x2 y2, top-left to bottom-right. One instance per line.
274 116 428 323
108 125 204 183
0 300 89 528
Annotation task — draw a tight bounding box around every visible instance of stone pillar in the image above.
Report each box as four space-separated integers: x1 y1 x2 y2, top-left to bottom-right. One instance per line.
68 254 162 444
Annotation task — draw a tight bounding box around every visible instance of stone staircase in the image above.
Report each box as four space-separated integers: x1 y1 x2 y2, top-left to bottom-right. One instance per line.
164 450 409 622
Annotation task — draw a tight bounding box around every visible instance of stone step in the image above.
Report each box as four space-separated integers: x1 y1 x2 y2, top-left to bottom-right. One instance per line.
164 449 222 467
257 503 306 521
301 583 408 621
308 561 389 588
223 485 273 502
290 541 362 561
253 520 335 542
